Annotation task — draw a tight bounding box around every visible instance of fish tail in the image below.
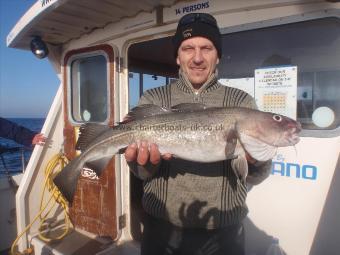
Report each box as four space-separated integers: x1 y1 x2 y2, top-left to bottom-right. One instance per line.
53 157 82 204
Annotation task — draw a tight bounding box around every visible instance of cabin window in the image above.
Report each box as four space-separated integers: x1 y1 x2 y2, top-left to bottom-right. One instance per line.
219 17 340 130
128 18 340 130
128 72 169 108
70 55 108 122
128 36 178 109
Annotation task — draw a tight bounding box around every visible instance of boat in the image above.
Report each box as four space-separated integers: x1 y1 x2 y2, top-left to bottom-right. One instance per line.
4 0 340 254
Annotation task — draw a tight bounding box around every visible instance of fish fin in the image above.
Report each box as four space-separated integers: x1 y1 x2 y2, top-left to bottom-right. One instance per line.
171 103 209 112
76 123 110 151
120 103 211 123
231 156 248 183
224 129 238 158
121 104 171 123
239 133 277 161
53 158 81 204
84 156 113 176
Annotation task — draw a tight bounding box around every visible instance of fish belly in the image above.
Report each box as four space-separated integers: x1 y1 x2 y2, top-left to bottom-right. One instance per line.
136 128 234 163
159 141 229 162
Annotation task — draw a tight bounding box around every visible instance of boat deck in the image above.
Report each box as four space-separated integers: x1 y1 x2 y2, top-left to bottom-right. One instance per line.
31 230 140 255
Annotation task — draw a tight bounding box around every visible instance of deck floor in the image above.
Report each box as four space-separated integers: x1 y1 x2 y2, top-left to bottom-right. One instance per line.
31 230 140 255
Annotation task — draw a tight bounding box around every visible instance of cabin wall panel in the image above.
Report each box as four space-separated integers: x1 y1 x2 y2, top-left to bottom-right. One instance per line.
70 160 117 237
80 182 102 219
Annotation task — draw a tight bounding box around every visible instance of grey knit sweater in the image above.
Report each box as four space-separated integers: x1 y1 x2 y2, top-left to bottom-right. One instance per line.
132 70 272 229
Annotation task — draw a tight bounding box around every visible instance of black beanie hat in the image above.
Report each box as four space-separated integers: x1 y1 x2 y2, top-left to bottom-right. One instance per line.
172 13 222 58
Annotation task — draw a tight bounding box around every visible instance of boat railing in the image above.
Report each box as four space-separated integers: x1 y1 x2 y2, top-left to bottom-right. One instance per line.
0 144 31 187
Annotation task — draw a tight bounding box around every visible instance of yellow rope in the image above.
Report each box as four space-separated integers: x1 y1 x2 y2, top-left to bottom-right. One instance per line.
10 153 71 255
38 153 71 242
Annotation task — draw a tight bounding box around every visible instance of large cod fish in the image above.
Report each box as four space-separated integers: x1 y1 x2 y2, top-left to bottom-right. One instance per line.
53 103 301 203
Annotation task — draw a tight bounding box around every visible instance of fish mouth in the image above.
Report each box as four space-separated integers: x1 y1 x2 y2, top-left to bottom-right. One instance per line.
288 132 300 144
287 125 301 144
275 127 301 146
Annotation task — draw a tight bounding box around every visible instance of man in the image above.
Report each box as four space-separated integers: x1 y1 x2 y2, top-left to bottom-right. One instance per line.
125 13 271 255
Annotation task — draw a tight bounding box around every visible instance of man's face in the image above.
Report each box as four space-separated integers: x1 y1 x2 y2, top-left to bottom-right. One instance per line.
176 36 219 89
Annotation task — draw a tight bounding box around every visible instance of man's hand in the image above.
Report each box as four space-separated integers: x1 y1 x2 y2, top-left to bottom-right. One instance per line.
124 141 172 166
32 133 46 146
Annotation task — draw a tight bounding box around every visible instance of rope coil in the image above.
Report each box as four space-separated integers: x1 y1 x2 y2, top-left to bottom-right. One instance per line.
10 153 71 255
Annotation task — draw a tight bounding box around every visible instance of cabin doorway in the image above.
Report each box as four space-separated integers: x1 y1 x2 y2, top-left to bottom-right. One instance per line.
127 36 178 240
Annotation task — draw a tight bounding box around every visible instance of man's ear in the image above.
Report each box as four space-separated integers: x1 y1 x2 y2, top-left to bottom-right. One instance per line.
176 55 180 66
216 58 220 65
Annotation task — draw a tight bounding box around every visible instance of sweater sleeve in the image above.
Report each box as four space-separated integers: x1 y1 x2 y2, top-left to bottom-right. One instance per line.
246 159 272 185
138 89 162 106
0 117 36 147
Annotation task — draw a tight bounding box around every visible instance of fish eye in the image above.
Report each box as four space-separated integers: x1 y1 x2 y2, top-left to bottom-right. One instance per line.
273 115 282 122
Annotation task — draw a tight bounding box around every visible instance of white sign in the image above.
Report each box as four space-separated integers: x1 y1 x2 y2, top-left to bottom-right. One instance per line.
163 1 213 22
255 66 297 119
219 77 254 98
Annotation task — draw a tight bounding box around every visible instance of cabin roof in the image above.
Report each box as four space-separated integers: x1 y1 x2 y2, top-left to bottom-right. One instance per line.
7 0 178 50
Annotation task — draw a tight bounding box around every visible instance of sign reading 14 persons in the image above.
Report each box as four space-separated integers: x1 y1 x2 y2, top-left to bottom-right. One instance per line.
254 66 298 120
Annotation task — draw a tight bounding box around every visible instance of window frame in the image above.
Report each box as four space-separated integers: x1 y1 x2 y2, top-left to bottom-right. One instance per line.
65 48 112 126
62 44 115 158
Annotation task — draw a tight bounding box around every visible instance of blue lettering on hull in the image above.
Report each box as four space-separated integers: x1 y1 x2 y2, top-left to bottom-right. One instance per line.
272 161 318 180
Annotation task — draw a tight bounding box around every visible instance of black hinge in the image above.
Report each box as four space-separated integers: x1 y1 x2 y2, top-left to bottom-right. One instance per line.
119 214 126 229
116 57 123 73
